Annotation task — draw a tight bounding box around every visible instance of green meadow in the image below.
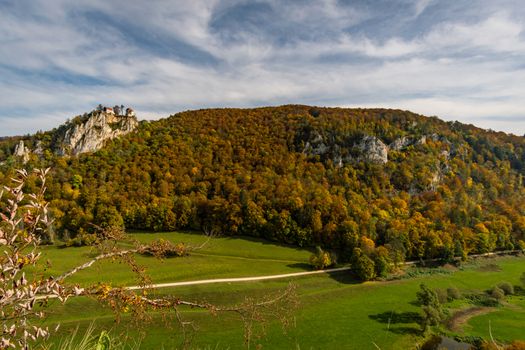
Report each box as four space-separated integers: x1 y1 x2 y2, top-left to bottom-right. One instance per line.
36 232 525 349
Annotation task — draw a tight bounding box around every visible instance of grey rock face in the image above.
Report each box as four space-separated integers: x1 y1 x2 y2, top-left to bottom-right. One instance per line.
356 135 388 164
415 135 427 145
13 140 31 164
302 132 389 165
302 131 329 156
33 141 44 156
389 136 412 151
58 112 138 155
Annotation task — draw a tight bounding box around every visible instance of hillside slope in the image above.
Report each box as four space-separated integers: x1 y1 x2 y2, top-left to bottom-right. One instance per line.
1 105 524 261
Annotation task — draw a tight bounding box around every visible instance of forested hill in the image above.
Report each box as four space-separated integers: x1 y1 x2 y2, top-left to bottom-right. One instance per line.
1 105 525 262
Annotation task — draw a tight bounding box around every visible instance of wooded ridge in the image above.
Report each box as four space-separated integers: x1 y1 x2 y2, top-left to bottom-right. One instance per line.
1 105 524 263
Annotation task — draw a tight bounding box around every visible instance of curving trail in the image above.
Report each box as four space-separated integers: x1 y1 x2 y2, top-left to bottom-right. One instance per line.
447 307 496 332
35 267 350 300
126 266 351 290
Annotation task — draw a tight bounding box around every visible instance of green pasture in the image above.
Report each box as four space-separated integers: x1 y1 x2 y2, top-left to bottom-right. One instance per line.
34 232 525 349
462 296 525 344
34 231 311 286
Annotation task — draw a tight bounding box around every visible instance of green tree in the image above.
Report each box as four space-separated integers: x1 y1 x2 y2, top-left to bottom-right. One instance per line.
94 205 124 229
71 174 83 189
309 246 332 270
351 248 376 281
372 246 392 277
416 283 443 331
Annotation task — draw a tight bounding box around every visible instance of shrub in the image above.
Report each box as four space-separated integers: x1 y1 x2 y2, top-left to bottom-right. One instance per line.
351 248 376 281
64 232 98 247
466 293 499 307
140 239 189 258
497 281 514 295
490 286 505 301
435 288 449 304
309 246 332 270
447 287 462 301
353 254 376 281
373 246 392 278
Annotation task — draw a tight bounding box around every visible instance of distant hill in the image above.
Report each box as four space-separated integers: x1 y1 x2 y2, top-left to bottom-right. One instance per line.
1 105 524 261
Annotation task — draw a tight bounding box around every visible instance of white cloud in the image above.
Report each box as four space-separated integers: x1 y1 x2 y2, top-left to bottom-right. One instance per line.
424 12 525 53
1 1 525 136
413 0 434 18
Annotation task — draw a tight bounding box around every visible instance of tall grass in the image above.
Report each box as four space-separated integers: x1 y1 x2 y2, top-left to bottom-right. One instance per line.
39 323 141 350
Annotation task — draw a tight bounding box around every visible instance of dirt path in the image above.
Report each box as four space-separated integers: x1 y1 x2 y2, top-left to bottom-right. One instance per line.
447 307 496 332
36 266 351 300
126 266 351 290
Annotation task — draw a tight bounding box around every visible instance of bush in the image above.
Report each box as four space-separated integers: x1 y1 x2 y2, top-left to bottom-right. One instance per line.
309 246 332 270
64 232 98 247
490 286 505 301
435 288 449 304
141 239 189 258
373 246 392 278
351 248 376 281
447 287 462 301
466 293 500 307
497 281 514 295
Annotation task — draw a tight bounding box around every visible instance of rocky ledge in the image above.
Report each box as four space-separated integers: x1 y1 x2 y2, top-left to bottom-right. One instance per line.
57 110 138 155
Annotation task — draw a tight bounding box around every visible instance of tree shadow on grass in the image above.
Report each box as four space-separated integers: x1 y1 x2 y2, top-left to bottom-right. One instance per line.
369 311 423 336
287 262 312 270
387 326 422 336
326 270 360 284
369 311 422 324
515 285 525 296
224 235 311 254
285 264 360 284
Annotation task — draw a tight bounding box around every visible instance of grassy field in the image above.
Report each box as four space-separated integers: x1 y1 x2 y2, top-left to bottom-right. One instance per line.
456 294 525 344
35 232 525 350
35 231 312 286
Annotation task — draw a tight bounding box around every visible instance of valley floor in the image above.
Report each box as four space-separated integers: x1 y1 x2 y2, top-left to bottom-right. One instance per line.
36 232 525 349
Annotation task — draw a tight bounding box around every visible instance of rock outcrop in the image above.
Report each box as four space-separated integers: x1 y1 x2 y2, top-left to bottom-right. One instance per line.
301 132 389 165
301 131 330 156
355 136 388 164
57 111 138 155
389 136 412 151
300 130 458 170
13 140 31 164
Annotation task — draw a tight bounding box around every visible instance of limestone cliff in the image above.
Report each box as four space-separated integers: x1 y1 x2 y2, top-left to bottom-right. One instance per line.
56 111 138 155
355 135 388 164
13 140 31 164
300 132 389 165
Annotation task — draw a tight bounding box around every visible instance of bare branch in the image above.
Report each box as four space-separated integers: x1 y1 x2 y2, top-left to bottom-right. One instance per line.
55 249 139 282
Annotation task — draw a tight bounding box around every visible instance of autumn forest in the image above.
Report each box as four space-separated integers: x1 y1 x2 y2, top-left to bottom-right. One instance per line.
1 105 525 267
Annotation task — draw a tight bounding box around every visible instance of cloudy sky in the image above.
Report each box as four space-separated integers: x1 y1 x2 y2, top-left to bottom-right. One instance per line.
1 0 525 136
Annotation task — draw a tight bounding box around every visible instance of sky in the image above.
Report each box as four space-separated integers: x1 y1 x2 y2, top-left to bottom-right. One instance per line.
1 0 525 136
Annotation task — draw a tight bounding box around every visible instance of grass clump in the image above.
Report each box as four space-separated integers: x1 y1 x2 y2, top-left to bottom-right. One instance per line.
490 286 505 301
447 287 461 301
497 281 515 295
